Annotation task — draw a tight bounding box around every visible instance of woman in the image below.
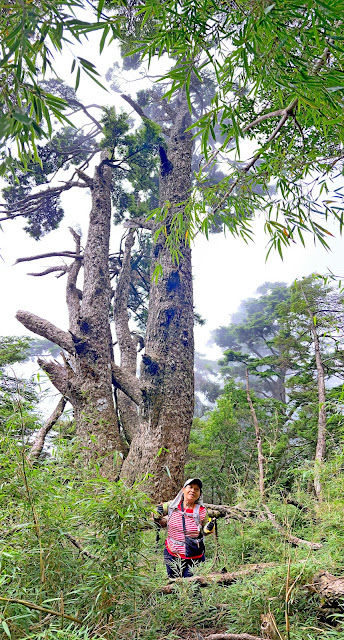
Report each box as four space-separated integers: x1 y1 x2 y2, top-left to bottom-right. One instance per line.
157 478 215 578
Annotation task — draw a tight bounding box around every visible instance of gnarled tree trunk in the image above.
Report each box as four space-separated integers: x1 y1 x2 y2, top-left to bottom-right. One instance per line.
18 157 124 477
120 93 194 500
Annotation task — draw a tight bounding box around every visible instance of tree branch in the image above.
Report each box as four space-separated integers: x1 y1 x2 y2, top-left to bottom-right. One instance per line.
0 182 88 221
15 252 82 264
121 94 147 120
262 504 322 550
204 634 264 640
123 218 155 231
27 266 69 277
37 359 73 397
28 396 67 460
16 311 75 355
111 362 142 406
160 563 275 595
64 533 99 560
66 228 82 334
67 98 103 132
114 229 140 442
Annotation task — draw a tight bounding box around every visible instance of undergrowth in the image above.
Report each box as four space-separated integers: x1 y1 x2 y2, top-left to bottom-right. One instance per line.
1 428 344 640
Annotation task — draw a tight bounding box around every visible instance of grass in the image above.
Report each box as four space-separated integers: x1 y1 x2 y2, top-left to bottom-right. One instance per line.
1 432 344 640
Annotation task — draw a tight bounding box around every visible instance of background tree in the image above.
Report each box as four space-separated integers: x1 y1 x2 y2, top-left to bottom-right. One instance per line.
214 282 291 402
0 336 39 434
209 278 344 496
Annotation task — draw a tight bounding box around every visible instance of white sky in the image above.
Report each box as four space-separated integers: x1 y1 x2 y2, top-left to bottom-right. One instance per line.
1 23 343 367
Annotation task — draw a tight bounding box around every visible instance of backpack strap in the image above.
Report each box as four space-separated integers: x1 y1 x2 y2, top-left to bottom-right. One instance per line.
168 501 202 532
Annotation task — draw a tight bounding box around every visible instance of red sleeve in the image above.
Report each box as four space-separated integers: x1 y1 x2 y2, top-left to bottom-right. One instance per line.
200 505 207 524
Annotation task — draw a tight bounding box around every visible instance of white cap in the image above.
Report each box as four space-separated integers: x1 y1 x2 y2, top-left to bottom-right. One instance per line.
183 478 203 490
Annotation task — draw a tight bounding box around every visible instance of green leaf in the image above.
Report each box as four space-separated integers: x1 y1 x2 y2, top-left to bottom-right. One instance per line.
1 621 11 638
97 0 106 20
12 112 32 124
75 66 80 91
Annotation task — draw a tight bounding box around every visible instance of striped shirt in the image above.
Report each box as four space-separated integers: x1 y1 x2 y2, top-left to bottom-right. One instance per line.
166 502 207 559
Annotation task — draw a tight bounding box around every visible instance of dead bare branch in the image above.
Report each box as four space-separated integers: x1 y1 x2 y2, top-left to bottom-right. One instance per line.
159 563 276 594
262 504 322 550
27 266 69 277
16 311 75 355
28 396 67 460
123 218 155 231
64 533 99 560
204 634 264 640
15 252 82 265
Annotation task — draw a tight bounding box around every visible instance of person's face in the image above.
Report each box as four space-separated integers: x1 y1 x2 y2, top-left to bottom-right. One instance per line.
182 482 201 506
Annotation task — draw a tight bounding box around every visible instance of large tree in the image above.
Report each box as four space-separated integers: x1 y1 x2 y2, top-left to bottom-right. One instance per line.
1 66 218 498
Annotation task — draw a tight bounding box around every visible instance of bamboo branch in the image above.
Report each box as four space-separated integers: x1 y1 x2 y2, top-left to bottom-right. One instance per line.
212 100 297 216
0 596 82 625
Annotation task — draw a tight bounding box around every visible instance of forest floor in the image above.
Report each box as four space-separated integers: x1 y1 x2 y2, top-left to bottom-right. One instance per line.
2 441 344 640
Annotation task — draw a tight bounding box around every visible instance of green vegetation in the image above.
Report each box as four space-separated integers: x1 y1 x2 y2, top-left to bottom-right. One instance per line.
2 426 344 639
1 312 344 639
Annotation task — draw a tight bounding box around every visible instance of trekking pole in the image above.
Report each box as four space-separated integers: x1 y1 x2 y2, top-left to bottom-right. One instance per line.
153 521 161 572
213 517 219 566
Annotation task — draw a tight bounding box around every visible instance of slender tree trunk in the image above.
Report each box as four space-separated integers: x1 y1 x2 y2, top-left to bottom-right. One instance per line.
310 322 327 499
120 93 194 500
245 369 265 501
299 285 327 500
113 229 140 445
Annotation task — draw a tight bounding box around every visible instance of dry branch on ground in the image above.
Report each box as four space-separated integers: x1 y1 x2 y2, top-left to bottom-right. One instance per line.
159 563 276 594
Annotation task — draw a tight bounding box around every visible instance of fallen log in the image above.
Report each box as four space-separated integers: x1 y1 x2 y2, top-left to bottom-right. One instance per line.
204 503 259 522
262 505 322 550
203 503 320 551
307 571 344 622
309 571 344 600
160 563 276 594
204 635 264 640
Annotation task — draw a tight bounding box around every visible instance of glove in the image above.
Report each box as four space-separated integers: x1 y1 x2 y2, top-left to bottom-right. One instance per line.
153 504 164 523
203 518 216 534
